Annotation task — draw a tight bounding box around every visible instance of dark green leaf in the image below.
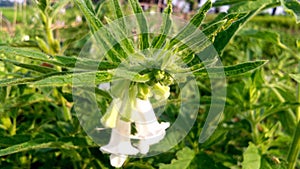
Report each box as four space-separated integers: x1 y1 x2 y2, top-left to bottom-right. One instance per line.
0 58 57 74
213 9 261 54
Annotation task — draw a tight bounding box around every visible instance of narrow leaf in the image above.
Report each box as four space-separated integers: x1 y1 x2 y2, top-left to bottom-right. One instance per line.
168 0 211 49
228 0 278 13
151 0 173 49
0 72 70 86
128 0 150 50
213 9 261 54
0 58 57 73
73 0 103 32
194 60 268 78
0 137 95 157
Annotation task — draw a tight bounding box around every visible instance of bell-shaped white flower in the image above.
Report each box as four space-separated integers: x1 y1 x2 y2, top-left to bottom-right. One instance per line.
100 118 139 167
132 98 170 154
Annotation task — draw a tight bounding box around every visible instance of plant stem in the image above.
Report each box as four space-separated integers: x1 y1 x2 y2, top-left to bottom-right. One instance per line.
287 63 300 169
250 110 259 144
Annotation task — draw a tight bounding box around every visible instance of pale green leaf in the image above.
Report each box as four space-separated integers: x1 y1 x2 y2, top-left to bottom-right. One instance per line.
159 147 196 169
290 74 300 83
242 143 261 169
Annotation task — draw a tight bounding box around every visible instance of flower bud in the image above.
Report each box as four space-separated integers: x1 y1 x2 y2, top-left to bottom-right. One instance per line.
100 99 121 128
152 83 170 100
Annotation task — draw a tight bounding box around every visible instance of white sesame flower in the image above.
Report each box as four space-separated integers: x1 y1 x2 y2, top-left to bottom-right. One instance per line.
100 118 139 167
132 98 170 154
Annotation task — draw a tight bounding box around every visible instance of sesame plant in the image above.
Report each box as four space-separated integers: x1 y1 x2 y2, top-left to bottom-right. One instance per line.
0 0 299 168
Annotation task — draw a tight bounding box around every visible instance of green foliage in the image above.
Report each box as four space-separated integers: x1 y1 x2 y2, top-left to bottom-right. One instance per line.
159 147 195 169
242 143 261 169
0 0 300 168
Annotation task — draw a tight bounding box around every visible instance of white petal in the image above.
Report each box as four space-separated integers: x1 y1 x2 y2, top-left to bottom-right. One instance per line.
110 154 127 168
132 99 170 154
100 118 139 155
98 82 110 91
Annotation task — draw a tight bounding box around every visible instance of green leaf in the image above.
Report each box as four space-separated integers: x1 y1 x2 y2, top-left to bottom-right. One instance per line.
55 55 118 70
281 0 300 23
202 20 227 38
213 0 249 7
32 71 112 86
167 0 211 49
0 46 118 70
213 9 262 54
128 0 150 50
290 74 300 83
0 58 57 74
200 128 228 148
73 0 128 62
228 0 278 13
0 72 69 86
0 135 31 147
151 0 173 49
73 0 103 32
194 60 268 78
36 0 48 12
0 46 51 63
242 143 261 169
0 136 95 157
238 29 289 48
159 147 196 169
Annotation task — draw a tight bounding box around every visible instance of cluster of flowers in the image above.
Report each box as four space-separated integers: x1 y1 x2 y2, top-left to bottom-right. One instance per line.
98 71 172 167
